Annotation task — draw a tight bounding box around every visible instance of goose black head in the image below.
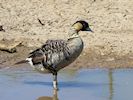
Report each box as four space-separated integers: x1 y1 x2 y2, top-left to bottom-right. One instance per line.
72 20 93 32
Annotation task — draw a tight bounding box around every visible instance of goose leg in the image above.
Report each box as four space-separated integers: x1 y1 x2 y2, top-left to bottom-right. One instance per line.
53 74 58 90
53 88 58 100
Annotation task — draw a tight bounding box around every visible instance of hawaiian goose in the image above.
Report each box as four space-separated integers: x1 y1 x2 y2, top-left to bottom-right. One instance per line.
15 20 93 89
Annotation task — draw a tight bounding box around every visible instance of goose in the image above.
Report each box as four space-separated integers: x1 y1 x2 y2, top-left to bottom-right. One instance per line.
15 20 93 90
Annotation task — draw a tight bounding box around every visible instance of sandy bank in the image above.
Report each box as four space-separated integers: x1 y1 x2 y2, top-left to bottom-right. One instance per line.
0 0 133 69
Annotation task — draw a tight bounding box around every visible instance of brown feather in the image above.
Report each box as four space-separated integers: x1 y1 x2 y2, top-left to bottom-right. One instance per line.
32 54 46 64
14 60 28 65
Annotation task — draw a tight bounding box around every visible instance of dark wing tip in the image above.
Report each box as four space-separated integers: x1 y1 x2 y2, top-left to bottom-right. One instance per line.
14 60 28 65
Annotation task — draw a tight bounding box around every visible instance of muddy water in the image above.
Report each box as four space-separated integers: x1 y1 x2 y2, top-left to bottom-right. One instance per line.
0 67 133 100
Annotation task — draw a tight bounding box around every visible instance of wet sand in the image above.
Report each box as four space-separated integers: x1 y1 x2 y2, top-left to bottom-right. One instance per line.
0 45 133 69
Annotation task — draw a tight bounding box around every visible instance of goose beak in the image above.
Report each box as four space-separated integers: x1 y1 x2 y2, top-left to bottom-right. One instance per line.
14 60 29 65
85 27 94 33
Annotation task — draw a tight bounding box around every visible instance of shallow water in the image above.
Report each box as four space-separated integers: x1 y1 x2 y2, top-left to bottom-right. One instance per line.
0 67 133 100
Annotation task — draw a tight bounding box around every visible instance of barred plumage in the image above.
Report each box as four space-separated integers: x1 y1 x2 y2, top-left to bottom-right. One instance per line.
41 39 70 59
28 39 71 74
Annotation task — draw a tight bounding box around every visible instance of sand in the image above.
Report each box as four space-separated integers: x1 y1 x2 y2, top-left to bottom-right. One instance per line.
0 0 133 69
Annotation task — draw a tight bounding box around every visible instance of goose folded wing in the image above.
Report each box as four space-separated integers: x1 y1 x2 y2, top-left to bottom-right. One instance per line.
41 39 70 67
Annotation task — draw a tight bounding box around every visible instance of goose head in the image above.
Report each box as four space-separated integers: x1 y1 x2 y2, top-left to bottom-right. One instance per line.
72 20 93 32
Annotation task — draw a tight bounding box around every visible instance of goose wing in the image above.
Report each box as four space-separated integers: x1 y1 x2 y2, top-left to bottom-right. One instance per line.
41 39 70 57
29 39 70 69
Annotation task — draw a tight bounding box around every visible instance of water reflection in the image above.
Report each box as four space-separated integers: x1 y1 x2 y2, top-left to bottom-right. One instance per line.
108 69 114 100
1 68 133 100
37 89 58 100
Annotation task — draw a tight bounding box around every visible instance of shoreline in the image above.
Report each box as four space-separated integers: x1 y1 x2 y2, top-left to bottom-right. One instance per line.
0 45 133 70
